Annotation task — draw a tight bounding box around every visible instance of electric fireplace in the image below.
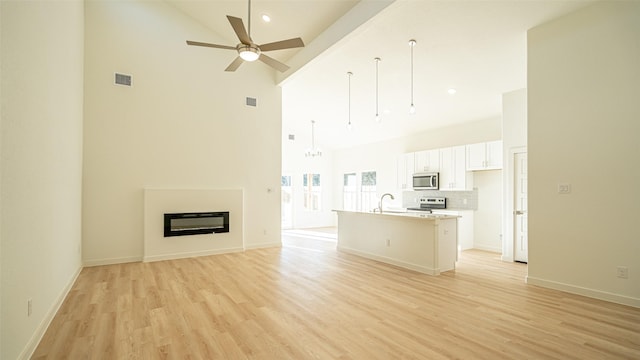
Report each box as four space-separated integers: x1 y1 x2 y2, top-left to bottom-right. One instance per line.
163 211 229 237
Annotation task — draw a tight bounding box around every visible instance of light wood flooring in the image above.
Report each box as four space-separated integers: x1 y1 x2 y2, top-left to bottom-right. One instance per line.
33 233 639 359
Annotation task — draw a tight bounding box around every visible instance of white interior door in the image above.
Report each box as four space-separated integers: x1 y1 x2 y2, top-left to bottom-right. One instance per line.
514 152 528 262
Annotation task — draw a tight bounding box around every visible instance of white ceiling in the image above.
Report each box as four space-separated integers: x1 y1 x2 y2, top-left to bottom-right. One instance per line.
168 0 593 150
168 0 359 64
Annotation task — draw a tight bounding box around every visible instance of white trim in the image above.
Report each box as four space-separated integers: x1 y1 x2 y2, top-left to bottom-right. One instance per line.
143 247 244 262
83 256 142 267
338 246 439 276
473 244 502 253
503 146 527 262
527 276 640 308
19 265 82 360
244 241 282 250
501 254 514 262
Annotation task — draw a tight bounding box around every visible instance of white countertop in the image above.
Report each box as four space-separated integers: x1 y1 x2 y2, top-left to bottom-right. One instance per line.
333 209 460 220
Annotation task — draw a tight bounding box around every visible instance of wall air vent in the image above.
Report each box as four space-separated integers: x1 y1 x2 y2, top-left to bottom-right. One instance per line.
246 97 257 107
114 73 132 87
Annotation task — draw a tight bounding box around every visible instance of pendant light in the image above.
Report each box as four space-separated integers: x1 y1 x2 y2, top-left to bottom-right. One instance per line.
409 39 417 115
347 71 353 131
374 57 382 123
304 120 322 157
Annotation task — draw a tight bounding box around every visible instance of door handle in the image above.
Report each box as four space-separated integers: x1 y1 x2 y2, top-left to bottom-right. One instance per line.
514 210 526 215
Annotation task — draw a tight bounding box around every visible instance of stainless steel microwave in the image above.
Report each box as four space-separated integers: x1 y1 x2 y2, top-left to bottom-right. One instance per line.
413 172 439 190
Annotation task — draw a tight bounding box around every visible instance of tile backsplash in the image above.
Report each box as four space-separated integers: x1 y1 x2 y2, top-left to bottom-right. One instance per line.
402 189 478 210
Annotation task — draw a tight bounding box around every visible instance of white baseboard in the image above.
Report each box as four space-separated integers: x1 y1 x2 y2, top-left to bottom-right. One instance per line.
83 255 142 267
19 265 82 360
244 241 282 250
338 246 439 275
472 244 502 253
526 276 640 308
143 247 245 262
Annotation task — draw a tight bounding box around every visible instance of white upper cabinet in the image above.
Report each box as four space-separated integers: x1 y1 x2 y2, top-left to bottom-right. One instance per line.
439 146 470 190
414 149 440 173
396 152 415 190
466 140 503 171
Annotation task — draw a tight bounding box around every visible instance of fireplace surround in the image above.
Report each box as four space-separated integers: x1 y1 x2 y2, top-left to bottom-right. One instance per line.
143 188 243 262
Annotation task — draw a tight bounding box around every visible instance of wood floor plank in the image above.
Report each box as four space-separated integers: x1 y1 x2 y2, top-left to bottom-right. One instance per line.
32 234 640 359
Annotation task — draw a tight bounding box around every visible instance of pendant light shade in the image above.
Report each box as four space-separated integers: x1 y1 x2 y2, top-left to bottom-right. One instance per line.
409 39 417 115
347 71 353 131
374 57 382 123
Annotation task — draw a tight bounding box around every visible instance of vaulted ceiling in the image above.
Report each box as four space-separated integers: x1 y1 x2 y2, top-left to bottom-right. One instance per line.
168 0 593 150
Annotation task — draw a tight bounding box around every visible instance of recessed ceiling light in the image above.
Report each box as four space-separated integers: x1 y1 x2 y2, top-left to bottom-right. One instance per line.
262 14 271 22
448 88 457 95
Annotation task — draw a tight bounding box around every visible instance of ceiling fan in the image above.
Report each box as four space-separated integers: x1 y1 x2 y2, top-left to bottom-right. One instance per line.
186 0 305 73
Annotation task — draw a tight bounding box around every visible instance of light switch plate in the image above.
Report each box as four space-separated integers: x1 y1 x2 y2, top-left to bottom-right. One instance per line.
558 183 571 194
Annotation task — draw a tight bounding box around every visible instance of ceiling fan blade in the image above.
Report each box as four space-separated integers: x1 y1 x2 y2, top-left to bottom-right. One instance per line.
259 54 290 73
225 57 244 72
186 40 236 50
259 38 305 52
227 15 252 45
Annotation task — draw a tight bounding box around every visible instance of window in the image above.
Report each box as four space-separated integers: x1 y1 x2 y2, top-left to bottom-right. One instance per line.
303 173 321 211
343 173 357 211
361 171 377 211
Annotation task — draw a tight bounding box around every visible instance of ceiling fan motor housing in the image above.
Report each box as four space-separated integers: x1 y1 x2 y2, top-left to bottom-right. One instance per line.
237 44 261 61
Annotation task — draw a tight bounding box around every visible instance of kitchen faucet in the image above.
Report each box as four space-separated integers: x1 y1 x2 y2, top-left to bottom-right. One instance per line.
378 193 395 214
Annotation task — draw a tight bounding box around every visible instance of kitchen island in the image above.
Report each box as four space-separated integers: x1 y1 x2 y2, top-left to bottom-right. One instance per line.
334 210 458 275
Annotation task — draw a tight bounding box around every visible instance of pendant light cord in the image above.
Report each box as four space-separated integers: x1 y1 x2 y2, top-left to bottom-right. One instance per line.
348 72 353 126
410 41 414 107
375 58 380 117
409 39 417 114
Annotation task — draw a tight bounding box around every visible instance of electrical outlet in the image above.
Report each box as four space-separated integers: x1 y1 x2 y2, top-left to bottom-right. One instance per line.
27 299 32 316
616 266 629 279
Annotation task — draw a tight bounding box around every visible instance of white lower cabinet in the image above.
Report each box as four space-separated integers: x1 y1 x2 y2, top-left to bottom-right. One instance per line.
433 210 474 252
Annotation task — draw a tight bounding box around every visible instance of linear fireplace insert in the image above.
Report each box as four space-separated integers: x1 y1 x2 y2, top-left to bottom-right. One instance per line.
164 211 229 237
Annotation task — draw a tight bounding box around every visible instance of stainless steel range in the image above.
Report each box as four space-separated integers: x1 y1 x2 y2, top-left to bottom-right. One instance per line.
407 197 446 213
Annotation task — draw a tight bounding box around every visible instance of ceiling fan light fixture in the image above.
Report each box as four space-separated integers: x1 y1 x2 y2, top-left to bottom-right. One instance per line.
238 44 261 61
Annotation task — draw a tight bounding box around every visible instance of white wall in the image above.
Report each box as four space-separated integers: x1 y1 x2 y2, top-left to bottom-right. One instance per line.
501 88 527 261
82 1 283 265
0 1 84 358
528 1 640 306
281 129 335 229
473 170 503 252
